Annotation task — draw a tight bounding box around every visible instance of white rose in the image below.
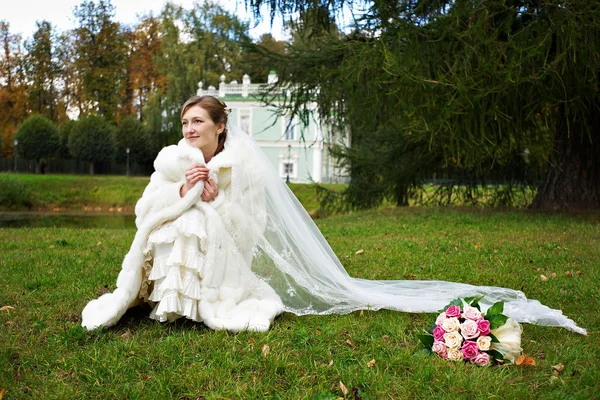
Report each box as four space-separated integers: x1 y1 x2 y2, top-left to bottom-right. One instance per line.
490 317 523 363
444 331 463 349
447 347 464 362
442 317 461 332
435 312 447 326
476 335 492 351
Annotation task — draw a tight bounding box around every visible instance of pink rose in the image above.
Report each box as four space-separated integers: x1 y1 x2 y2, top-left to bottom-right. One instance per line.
462 305 483 321
474 352 491 366
461 340 479 360
477 319 491 336
445 305 461 318
433 325 446 342
432 341 447 358
460 319 480 340
435 312 447 326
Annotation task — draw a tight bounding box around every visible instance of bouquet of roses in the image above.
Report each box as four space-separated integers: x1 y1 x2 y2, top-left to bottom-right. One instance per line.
418 297 523 366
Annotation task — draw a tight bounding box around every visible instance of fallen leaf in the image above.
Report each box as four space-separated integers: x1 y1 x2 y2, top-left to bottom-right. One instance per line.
327 359 334 368
0 306 15 312
550 272 557 278
339 381 349 396
367 359 376 368
382 335 391 343
474 243 481 249
143 375 151 381
576 270 583 276
96 241 102 246
49 245 55 249
565 270 573 277
261 344 270 358
14 371 22 381
345 339 354 347
355 249 364 255
515 355 536 367
493 249 498 254
540 275 548 282
454 247 459 252
120 330 131 339
359 310 364 317
0 388 5 400
552 363 565 373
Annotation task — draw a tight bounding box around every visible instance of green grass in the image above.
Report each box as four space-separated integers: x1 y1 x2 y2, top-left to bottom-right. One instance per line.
1 208 598 399
0 174 340 213
0 173 148 211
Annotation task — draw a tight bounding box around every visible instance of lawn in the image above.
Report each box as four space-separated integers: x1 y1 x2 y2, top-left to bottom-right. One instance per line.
0 174 332 214
0 208 598 399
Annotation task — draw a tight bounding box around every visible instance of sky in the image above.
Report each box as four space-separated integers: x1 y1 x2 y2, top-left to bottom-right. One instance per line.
2 0 288 41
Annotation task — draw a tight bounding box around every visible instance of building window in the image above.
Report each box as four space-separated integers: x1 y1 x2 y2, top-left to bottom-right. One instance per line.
283 116 296 140
283 162 294 176
279 147 298 182
239 109 251 135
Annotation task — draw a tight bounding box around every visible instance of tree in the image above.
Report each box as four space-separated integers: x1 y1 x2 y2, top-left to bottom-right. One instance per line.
248 0 600 210
24 21 64 122
0 21 28 157
57 120 76 159
115 116 156 168
72 0 127 122
54 31 85 119
15 115 60 173
69 115 116 175
243 33 287 83
123 15 165 121
145 1 251 147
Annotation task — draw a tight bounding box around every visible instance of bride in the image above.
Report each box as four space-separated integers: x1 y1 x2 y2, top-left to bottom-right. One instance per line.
81 95 586 336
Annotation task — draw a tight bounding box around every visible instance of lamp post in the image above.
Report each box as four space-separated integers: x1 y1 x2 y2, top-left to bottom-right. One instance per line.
126 147 130 177
13 138 18 174
286 144 291 183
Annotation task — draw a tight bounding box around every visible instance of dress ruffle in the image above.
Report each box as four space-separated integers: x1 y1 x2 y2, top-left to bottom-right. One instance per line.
144 209 207 323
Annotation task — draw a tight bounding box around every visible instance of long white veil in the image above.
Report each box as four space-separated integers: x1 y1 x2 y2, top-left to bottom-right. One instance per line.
227 124 587 335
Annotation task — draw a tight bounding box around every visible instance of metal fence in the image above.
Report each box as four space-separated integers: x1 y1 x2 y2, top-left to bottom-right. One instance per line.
0 157 151 176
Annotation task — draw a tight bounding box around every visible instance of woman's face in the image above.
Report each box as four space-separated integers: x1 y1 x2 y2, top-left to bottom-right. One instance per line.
181 104 223 155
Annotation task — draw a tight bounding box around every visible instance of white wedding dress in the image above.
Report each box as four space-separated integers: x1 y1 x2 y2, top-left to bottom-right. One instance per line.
81 124 586 335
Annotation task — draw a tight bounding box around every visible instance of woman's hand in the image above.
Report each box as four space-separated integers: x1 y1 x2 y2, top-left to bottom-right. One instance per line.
180 164 209 197
201 178 218 202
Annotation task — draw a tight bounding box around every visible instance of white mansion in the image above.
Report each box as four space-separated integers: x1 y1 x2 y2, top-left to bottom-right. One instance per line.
196 72 349 183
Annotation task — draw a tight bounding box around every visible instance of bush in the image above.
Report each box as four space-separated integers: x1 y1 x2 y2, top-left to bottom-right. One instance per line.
15 114 60 172
0 173 33 210
57 120 76 159
69 115 116 175
115 117 156 167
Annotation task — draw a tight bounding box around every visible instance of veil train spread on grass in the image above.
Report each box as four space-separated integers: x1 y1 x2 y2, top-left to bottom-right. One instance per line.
82 123 587 335
227 124 586 335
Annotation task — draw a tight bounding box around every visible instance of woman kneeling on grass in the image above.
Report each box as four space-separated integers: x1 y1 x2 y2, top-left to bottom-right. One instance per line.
81 95 586 336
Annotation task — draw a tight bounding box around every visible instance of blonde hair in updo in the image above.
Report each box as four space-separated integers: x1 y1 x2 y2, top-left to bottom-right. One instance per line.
181 95 230 156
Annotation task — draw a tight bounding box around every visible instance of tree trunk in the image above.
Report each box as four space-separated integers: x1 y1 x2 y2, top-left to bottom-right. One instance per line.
530 104 600 210
89 161 95 176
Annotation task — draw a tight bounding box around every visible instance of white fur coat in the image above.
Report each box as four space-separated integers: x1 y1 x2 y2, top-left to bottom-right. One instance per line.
81 134 283 332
